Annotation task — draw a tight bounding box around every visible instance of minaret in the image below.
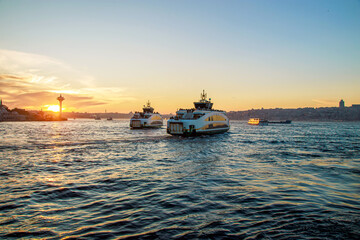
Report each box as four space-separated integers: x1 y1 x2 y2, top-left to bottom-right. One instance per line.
57 94 65 118
339 99 345 108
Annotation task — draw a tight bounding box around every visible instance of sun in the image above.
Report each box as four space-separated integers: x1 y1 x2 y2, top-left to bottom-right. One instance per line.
46 105 60 112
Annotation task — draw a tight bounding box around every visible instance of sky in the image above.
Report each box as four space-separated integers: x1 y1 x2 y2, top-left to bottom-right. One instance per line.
0 0 359 113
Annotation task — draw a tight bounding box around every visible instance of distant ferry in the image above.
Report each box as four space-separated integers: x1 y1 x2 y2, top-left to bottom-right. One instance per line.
167 90 230 136
130 101 163 129
248 118 268 125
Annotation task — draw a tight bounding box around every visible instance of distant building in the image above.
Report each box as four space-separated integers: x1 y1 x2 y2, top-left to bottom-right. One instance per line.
352 104 360 109
339 99 345 108
0 99 9 121
0 99 27 121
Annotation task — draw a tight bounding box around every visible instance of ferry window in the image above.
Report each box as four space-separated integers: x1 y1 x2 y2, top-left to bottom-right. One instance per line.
205 115 226 121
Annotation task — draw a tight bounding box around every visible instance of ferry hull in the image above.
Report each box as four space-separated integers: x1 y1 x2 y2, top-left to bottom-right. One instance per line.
167 127 229 136
167 121 229 136
130 120 163 129
131 126 163 129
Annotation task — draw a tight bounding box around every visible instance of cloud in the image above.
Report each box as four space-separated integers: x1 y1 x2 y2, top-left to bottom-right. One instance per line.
0 49 92 89
5 91 107 109
0 78 29 90
0 49 66 69
0 74 30 81
0 49 132 110
312 98 337 106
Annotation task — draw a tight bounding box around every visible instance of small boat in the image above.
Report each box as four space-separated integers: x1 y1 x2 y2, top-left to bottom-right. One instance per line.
248 118 268 125
167 90 230 136
107 117 113 121
94 115 101 120
130 101 163 129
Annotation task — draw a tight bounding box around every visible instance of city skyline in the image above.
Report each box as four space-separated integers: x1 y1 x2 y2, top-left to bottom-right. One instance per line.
1 0 359 113
0 95 356 115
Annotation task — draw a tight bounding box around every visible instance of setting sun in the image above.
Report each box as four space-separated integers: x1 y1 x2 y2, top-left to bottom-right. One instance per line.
45 105 60 112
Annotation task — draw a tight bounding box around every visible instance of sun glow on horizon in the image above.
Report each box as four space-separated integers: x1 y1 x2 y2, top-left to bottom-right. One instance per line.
45 105 61 112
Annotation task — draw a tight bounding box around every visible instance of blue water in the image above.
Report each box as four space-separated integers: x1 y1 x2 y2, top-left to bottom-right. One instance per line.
1 120 359 239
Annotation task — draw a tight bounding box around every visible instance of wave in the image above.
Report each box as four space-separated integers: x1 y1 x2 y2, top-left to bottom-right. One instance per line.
1 121 360 239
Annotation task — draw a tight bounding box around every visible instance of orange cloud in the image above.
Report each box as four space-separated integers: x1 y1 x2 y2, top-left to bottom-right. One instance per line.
0 74 30 81
2 91 106 110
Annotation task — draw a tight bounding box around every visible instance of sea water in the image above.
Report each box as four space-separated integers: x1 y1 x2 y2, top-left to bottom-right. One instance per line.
0 120 359 239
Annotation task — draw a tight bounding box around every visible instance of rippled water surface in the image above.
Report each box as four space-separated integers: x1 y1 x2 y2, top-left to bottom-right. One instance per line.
1 120 360 239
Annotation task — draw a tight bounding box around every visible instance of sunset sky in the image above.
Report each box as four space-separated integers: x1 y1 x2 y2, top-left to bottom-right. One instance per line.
1 0 359 113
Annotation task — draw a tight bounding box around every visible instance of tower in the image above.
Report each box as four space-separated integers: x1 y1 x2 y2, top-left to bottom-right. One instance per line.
339 99 345 108
57 94 65 118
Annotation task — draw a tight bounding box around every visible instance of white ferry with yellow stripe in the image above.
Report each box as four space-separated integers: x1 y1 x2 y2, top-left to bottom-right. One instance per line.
167 90 230 136
248 118 268 125
130 101 163 129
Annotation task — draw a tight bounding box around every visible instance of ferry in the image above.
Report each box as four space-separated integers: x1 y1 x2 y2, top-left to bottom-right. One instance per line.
167 90 230 136
248 118 268 125
130 101 163 129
